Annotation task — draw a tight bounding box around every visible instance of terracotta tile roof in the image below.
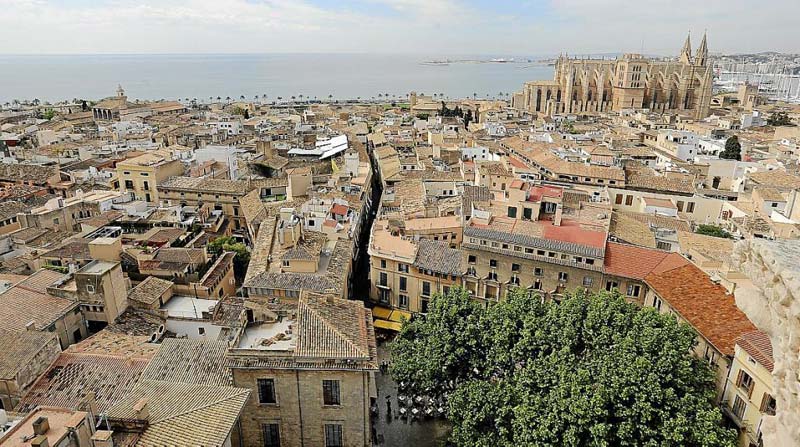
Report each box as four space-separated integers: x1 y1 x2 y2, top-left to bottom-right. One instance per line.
603 242 684 279
140 338 230 386
736 330 774 372
330 203 348 216
105 379 249 447
66 330 160 360
414 240 462 276
18 352 149 413
0 328 59 381
645 263 757 356
295 296 375 361
0 163 58 183
128 276 174 306
0 270 77 331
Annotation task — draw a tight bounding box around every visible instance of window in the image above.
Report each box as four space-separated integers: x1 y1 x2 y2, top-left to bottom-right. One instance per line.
489 259 497 268
558 272 568 282
760 393 776 416
140 172 149 177
507 207 517 218
143 181 150 191
257 379 276 404
86 284 95 293
398 264 409 273
398 294 409 309
468 255 476 264
534 267 543 276
676 201 684 212
198 327 205 336
379 272 388 287
686 202 695 213
380 259 386 269
399 276 407 292
263 423 281 447
731 395 747 419
323 380 341 406
737 370 755 398
511 263 520 272
626 284 641 297
325 424 343 447
125 180 134 189
656 241 672 251
625 195 633 206
653 296 663 311
422 281 431 297
421 299 429 313
582 276 593 287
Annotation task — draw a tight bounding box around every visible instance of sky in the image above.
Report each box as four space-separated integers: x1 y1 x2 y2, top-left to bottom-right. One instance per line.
0 0 797 55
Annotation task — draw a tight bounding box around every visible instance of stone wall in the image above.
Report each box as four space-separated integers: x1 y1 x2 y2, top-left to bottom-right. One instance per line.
731 239 800 446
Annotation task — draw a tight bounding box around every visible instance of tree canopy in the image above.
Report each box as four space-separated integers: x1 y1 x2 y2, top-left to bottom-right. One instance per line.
390 288 736 447
720 136 741 160
208 236 250 281
766 111 792 127
696 224 733 239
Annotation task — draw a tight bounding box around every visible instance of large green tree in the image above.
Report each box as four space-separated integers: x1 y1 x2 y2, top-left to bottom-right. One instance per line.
390 288 736 447
208 236 250 281
720 136 741 160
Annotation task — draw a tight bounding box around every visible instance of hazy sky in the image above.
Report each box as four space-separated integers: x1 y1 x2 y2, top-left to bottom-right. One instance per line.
1 0 797 55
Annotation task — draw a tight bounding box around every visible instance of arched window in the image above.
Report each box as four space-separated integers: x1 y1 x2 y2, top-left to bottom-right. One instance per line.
556 90 562 102
535 89 542 112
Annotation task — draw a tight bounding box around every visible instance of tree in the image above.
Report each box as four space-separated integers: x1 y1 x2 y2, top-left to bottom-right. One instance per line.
464 109 473 128
41 109 56 120
767 111 792 126
208 236 250 281
391 288 736 447
720 135 741 160
696 224 733 239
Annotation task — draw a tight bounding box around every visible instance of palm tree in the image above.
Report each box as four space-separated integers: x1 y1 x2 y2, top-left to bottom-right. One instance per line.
299 94 304 102
225 96 231 103
216 96 221 102
277 96 283 102
239 95 245 101
291 96 296 102
473 92 477 100
328 94 333 102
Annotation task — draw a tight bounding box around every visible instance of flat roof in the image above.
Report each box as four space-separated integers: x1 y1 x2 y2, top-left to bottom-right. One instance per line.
237 319 296 351
78 260 118 275
163 296 218 319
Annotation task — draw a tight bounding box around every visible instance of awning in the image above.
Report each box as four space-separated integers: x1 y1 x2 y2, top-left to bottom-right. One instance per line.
388 309 412 323
372 306 392 320
373 319 403 331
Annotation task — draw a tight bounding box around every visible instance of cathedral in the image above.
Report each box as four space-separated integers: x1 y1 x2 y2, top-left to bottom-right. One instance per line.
516 32 713 119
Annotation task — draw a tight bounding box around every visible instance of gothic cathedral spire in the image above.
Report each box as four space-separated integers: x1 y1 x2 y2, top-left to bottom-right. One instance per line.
695 31 708 66
679 32 693 65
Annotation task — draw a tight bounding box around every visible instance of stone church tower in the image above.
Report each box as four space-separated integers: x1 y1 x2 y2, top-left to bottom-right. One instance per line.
518 32 713 120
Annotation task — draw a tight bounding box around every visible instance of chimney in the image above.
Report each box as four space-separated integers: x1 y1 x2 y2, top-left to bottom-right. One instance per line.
133 398 149 422
91 430 115 447
25 320 36 331
32 416 50 436
31 436 49 447
553 203 563 227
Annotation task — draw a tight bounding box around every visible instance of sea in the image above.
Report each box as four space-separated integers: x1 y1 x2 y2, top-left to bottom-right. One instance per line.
0 53 554 104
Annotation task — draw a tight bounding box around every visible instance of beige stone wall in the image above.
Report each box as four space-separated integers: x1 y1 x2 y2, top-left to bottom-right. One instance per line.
731 239 800 447
231 368 372 447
